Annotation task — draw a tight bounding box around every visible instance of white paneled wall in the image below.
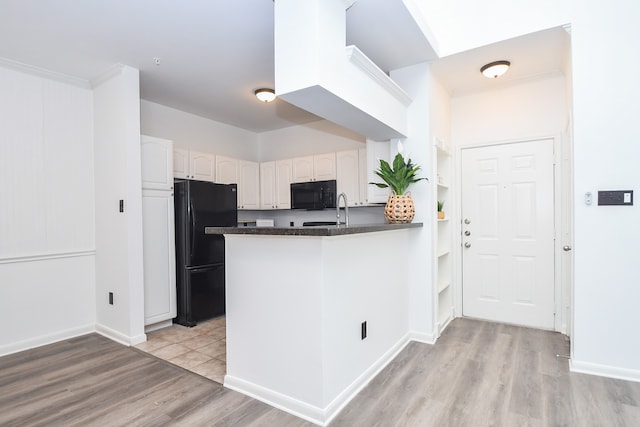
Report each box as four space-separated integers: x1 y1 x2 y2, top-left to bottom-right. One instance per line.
0 65 95 355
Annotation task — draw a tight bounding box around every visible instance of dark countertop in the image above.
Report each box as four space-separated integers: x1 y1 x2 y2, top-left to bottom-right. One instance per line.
205 222 422 237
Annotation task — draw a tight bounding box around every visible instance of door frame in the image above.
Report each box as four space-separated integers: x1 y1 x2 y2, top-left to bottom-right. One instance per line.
452 135 571 334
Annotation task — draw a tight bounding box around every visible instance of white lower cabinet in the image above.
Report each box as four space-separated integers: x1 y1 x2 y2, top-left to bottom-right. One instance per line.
141 189 177 326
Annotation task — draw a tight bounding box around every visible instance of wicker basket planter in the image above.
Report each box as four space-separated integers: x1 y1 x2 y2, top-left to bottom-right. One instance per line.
384 194 415 224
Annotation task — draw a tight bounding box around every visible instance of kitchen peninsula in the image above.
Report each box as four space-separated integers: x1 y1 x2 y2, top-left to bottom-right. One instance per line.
206 222 422 425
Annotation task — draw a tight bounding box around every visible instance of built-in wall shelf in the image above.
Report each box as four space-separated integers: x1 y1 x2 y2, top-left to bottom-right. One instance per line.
438 281 451 294
437 249 450 258
433 139 454 338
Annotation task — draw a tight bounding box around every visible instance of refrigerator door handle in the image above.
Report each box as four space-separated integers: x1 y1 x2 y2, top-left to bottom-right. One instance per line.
190 199 196 261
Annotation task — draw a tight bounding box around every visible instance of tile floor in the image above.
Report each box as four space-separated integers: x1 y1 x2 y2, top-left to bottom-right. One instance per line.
135 316 226 384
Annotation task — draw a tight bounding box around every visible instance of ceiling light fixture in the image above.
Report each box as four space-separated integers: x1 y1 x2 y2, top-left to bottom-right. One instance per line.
255 88 276 103
480 60 511 79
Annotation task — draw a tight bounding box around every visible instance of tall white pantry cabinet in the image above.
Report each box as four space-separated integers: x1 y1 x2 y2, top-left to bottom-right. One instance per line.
140 135 177 328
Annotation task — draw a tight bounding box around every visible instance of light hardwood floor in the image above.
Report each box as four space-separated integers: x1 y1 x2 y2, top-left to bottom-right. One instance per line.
1 318 639 426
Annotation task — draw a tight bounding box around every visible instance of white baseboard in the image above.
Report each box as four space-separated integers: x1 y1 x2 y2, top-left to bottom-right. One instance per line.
225 334 411 426
95 323 146 347
224 375 324 426
145 319 173 333
323 333 411 425
409 330 437 345
0 323 95 357
570 359 640 383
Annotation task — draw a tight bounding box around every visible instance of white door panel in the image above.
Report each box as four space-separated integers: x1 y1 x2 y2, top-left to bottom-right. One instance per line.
462 139 555 329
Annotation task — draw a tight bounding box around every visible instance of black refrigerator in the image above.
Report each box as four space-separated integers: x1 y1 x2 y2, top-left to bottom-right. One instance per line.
174 179 237 327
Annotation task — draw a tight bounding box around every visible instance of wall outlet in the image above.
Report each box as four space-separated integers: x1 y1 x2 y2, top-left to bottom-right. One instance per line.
108 292 114 305
361 321 367 340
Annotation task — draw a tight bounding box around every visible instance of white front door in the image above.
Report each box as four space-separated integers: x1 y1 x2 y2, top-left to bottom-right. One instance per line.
461 139 555 329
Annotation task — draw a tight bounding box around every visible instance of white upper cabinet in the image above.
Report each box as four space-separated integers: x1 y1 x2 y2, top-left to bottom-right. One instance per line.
239 160 260 210
314 152 336 181
260 161 276 209
215 156 259 210
216 155 239 184
190 151 216 182
261 159 292 209
275 159 293 209
141 135 174 190
173 148 190 179
359 147 368 205
366 140 391 203
336 150 361 206
291 153 336 183
174 149 216 182
291 156 314 182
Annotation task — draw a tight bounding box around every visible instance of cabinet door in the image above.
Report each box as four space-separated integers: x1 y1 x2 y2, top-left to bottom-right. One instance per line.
190 151 216 182
142 189 177 325
359 148 368 205
239 161 260 210
141 136 174 190
291 156 314 183
275 159 293 209
336 150 360 206
216 155 239 184
173 148 190 179
366 140 391 203
314 152 336 181
260 161 276 209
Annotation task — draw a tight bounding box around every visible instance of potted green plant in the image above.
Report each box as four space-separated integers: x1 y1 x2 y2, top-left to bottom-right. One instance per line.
437 200 445 219
371 152 427 223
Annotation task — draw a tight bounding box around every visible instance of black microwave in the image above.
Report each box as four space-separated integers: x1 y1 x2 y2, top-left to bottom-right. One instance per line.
290 180 337 210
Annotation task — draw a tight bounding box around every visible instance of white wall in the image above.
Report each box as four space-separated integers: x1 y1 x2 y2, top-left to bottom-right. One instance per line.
93 66 145 345
451 75 568 145
390 62 436 341
570 1 640 380
258 120 365 161
413 0 571 57
140 100 260 161
0 64 96 355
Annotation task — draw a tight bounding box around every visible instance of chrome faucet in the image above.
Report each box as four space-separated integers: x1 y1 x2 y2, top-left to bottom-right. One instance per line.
336 192 349 227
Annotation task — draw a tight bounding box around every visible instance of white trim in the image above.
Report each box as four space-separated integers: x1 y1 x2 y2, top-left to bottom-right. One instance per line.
0 250 95 265
225 334 412 426
409 330 437 345
0 323 95 357
0 57 91 88
144 319 173 333
95 323 146 347
570 359 640 383
345 45 412 106
90 63 125 88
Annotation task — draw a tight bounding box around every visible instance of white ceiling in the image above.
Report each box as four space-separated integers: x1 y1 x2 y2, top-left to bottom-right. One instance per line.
0 1 569 134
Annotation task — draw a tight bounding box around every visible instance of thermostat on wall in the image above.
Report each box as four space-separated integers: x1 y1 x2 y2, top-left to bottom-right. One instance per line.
597 190 633 206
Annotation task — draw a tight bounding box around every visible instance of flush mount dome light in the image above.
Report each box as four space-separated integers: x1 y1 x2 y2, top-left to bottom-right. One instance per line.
480 60 511 79
255 88 276 103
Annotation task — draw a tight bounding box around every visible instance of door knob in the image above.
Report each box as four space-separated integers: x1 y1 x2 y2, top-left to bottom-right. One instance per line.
563 245 572 251
464 242 471 248
464 218 471 224
464 230 471 236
